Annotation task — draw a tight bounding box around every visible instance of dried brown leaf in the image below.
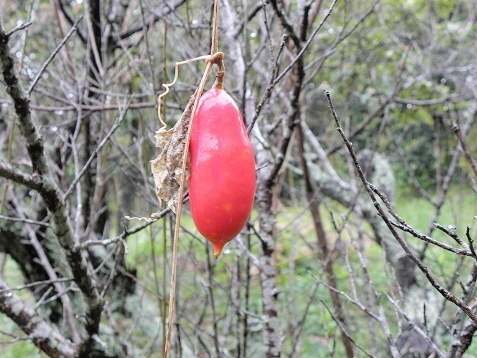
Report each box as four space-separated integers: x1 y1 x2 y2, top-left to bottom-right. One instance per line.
151 94 196 212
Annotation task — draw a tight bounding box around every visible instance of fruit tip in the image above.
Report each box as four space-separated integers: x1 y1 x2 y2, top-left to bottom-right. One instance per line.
212 243 223 260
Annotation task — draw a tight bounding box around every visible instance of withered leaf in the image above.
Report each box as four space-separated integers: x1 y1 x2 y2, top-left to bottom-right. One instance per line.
151 93 196 213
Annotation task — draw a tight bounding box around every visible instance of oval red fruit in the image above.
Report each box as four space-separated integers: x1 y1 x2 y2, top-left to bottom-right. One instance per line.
189 88 256 258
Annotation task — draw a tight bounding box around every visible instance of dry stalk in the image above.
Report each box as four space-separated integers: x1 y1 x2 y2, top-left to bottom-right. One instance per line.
163 0 223 356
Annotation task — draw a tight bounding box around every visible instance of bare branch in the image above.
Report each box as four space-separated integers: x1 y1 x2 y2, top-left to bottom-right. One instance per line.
368 183 474 257
321 300 374 358
63 98 130 200
453 122 477 180
0 279 76 357
269 0 301 47
27 17 82 95
0 18 104 351
0 162 44 191
0 21 47 175
325 89 477 325
5 21 33 37
0 278 73 294
271 0 339 87
0 214 51 227
394 96 468 106
386 294 445 358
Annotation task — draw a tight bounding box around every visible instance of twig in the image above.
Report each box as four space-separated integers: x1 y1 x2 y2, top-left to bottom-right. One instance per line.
204 246 221 357
247 34 287 134
327 58 406 155
434 222 467 249
269 0 301 47
325 89 477 325
99 243 124 299
235 234 261 268
119 0 186 40
453 122 477 179
466 227 477 258
63 98 131 200
419 104 476 259
0 277 73 294
0 328 35 342
447 262 477 356
289 282 319 356
0 214 51 227
297 119 355 356
0 21 47 175
27 17 82 95
368 182 474 257
386 294 445 358
271 0 339 87
246 0 339 134
36 284 76 307
312 273 381 321
390 220 472 257
5 21 33 37
394 95 465 106
0 162 43 191
321 300 374 358
84 1 103 77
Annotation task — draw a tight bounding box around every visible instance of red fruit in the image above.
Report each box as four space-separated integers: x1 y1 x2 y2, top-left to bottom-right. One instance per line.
189 87 256 258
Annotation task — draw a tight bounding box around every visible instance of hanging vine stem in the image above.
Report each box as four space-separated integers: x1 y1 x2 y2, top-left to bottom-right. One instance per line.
163 0 223 356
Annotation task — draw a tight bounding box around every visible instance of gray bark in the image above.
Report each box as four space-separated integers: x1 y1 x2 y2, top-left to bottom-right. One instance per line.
255 147 282 358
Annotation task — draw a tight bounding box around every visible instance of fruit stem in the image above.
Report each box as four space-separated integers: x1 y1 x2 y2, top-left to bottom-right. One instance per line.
213 69 224 89
207 52 225 89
